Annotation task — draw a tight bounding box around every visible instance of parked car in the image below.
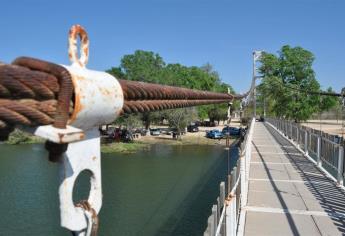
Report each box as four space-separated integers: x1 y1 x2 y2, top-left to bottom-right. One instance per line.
172 129 184 139
222 126 241 136
194 121 202 126
150 128 161 136
206 130 223 139
187 125 199 132
160 128 172 135
121 129 134 142
202 121 216 127
134 128 147 136
108 128 134 142
170 128 186 135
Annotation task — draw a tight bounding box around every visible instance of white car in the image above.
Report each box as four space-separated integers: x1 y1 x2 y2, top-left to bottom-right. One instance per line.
150 128 161 136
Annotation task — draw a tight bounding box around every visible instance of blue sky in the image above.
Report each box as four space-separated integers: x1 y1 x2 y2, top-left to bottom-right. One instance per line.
0 0 344 93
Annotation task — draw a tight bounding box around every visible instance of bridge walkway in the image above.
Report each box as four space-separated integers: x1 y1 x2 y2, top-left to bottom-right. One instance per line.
243 122 345 236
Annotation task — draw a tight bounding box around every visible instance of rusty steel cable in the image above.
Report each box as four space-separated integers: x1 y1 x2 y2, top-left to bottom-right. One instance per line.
0 57 234 137
122 99 230 114
0 58 74 162
13 57 74 129
119 79 233 101
118 79 233 114
0 59 73 128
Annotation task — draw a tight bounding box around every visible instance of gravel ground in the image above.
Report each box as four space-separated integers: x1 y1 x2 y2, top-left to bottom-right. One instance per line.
301 119 345 136
137 119 242 146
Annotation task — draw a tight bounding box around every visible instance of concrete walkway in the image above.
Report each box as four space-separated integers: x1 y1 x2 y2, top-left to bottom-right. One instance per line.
243 122 345 236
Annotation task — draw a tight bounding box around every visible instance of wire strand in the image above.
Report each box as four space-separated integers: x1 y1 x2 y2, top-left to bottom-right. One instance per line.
263 78 344 97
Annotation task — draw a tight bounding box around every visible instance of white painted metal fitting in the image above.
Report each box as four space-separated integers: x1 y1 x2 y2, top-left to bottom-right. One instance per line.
54 24 124 235
59 128 102 232
26 25 125 235
64 24 124 131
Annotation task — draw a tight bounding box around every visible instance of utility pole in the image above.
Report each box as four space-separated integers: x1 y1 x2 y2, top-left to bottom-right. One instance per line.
253 52 256 118
227 87 232 125
263 97 266 118
252 50 263 118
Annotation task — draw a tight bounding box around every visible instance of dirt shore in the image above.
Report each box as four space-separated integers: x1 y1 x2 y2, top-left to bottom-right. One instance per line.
301 120 345 136
101 120 242 153
138 119 242 146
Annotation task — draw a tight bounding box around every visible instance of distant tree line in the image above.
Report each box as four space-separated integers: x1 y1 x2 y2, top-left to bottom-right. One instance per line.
107 50 238 130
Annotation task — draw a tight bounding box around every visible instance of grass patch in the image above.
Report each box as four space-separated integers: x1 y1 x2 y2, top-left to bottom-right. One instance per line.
101 141 150 154
5 129 44 145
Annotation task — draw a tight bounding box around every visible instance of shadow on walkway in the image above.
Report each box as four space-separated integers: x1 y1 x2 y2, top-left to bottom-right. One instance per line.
252 141 300 235
264 123 345 234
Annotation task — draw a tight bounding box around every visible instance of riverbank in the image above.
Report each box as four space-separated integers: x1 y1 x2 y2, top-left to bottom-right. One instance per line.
5 129 44 145
3 130 237 154
101 130 238 154
4 121 241 154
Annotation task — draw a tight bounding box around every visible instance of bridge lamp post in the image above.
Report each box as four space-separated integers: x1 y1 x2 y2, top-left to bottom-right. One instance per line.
252 50 264 118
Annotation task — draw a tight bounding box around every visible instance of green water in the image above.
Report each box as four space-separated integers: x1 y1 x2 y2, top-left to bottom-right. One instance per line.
0 143 237 235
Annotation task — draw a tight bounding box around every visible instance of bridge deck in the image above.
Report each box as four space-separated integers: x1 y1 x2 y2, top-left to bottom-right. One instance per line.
243 122 345 236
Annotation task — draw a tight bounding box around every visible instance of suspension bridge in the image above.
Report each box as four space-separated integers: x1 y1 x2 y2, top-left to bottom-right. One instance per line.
0 25 344 236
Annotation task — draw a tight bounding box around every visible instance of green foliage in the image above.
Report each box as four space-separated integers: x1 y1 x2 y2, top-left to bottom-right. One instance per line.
108 50 236 126
113 114 143 129
258 45 337 122
120 50 165 83
101 142 149 154
106 67 125 79
6 129 43 145
319 87 339 112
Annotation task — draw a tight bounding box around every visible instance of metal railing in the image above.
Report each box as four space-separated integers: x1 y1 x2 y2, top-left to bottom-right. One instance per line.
203 118 255 236
267 118 345 185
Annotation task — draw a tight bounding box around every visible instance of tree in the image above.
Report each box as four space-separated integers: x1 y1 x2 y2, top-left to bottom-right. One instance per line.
107 50 237 127
120 50 165 83
113 114 142 130
106 67 125 79
165 108 198 140
203 81 238 123
141 111 162 130
258 45 337 122
319 87 339 112
108 50 167 129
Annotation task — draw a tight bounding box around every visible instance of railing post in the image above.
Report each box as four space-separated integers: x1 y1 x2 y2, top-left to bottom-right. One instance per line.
289 122 292 138
217 197 220 224
221 217 226 236
227 174 232 194
207 215 214 236
212 205 218 236
231 167 237 190
204 226 210 236
220 182 225 208
305 130 308 155
225 197 236 236
240 152 246 208
317 136 322 167
337 146 344 185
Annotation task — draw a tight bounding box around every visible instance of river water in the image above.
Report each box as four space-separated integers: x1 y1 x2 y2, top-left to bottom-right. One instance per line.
0 143 238 236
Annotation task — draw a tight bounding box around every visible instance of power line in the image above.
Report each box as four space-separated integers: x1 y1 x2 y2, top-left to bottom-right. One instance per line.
262 78 344 97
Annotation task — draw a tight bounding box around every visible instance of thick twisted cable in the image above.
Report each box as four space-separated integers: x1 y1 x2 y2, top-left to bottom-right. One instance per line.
12 57 73 129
